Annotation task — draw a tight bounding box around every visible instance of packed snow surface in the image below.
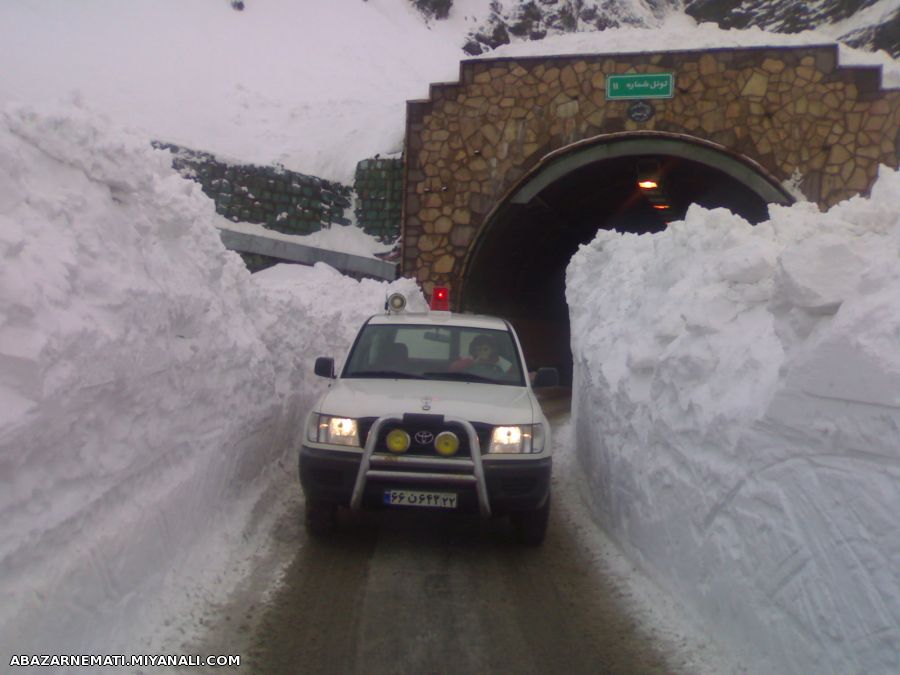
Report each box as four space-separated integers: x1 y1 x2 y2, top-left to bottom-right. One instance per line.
1 1 899 673
217 218 395 259
488 13 900 88
568 168 900 675
0 103 422 660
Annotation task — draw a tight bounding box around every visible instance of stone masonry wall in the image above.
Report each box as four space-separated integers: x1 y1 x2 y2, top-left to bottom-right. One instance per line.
403 44 900 299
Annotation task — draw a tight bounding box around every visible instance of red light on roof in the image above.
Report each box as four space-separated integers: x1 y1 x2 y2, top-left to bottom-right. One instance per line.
652 204 671 210
431 287 450 311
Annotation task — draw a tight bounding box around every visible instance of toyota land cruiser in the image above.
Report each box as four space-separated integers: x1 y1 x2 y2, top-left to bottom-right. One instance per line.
299 288 558 545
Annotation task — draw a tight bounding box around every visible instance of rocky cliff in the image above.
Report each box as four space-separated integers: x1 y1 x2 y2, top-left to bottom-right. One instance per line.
684 0 899 56
446 0 899 57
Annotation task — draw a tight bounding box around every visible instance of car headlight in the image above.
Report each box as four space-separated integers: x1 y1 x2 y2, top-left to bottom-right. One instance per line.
309 414 360 447
488 424 544 454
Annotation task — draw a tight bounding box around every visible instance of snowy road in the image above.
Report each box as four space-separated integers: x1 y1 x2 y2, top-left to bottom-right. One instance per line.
184 392 729 675
245 495 671 673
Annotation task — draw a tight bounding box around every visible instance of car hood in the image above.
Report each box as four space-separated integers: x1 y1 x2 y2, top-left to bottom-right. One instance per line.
316 378 537 425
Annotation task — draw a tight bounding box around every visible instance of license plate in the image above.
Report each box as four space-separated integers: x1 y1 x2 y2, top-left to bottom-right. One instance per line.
383 489 457 509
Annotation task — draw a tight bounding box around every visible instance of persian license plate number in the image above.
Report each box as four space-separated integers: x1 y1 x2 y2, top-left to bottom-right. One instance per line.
384 489 457 509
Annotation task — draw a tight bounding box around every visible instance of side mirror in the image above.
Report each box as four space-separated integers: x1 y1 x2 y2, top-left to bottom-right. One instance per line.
314 357 335 379
532 367 559 389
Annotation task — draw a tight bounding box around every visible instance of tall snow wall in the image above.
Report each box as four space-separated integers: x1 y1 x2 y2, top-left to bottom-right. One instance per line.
0 104 420 660
567 169 900 675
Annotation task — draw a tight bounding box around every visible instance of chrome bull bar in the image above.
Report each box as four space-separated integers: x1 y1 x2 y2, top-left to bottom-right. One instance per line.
349 414 491 518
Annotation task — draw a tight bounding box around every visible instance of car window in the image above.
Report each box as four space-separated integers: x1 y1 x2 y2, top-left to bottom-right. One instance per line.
343 324 525 386
396 327 450 359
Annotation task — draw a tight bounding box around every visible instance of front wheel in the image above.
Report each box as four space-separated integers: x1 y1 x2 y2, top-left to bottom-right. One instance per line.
511 496 550 546
305 498 337 537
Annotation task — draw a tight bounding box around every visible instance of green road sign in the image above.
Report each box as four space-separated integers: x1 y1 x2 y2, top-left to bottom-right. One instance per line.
606 73 674 100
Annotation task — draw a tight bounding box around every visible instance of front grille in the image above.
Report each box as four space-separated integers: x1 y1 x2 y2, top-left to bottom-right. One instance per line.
358 416 493 457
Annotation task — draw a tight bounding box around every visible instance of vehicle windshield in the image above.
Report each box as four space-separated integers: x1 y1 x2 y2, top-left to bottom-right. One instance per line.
343 324 526 386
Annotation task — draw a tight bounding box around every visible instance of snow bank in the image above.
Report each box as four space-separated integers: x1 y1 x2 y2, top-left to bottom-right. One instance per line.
250 262 426 401
219 218 395 259
567 168 900 675
488 14 900 88
0 103 421 661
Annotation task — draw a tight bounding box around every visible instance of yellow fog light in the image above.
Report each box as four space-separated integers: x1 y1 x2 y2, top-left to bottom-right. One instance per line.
434 431 460 457
386 429 411 453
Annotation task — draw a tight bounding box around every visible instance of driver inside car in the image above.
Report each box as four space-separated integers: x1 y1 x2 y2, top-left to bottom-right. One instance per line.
450 334 511 378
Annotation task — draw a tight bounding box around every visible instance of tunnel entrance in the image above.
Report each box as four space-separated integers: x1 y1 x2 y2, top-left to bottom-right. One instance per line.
459 135 793 384
403 46 896 383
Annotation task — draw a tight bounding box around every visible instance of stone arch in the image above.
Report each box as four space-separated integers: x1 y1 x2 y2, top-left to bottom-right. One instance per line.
457 131 793 379
458 130 792 292
506 131 791 208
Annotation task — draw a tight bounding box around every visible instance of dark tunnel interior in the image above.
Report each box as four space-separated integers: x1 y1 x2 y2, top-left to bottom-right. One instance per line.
460 153 776 384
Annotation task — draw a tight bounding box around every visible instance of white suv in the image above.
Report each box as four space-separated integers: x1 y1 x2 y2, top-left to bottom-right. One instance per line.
300 290 558 545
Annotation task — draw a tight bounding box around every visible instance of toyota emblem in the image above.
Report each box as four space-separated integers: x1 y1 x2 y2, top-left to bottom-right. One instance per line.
414 431 434 446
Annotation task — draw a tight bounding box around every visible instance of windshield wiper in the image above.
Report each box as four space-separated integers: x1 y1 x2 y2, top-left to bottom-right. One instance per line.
345 370 426 380
423 371 502 384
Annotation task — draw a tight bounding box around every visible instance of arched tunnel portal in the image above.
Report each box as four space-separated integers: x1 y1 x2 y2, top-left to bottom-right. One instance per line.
458 134 792 384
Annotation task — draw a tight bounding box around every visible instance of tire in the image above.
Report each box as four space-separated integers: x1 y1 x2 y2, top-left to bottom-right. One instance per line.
511 496 550 546
305 499 337 537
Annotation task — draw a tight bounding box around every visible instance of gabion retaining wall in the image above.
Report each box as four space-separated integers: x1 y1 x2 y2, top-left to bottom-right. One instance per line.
157 143 405 247
354 157 404 243
155 142 353 236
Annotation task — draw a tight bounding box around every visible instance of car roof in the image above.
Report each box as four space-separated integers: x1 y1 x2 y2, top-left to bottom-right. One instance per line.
366 311 510 331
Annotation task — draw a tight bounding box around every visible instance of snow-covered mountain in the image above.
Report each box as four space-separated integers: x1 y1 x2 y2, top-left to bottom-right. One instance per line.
455 0 899 56
3 0 894 184
684 0 899 56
